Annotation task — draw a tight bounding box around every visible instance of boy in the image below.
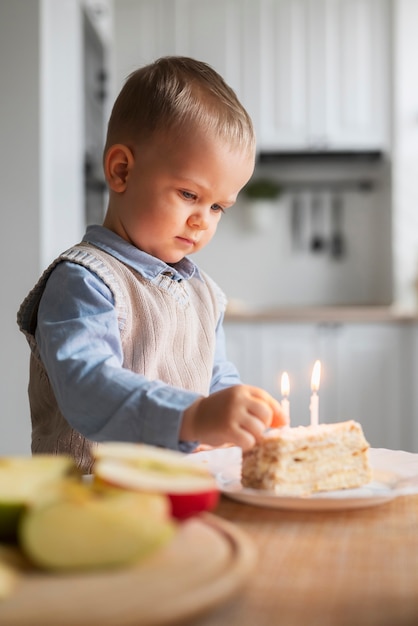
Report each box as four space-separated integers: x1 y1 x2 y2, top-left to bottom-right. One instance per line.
18 56 286 472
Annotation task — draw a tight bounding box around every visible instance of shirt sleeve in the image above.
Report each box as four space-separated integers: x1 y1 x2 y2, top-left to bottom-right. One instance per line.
35 262 200 452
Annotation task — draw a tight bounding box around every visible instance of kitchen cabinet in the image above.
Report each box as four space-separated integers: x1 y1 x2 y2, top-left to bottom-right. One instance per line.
171 0 249 99
254 0 390 151
222 322 258 386
123 0 250 98
125 0 389 152
224 320 414 451
323 323 407 450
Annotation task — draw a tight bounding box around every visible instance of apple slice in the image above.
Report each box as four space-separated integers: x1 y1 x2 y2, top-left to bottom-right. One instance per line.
0 455 78 542
0 558 19 600
0 544 28 599
19 481 175 571
93 443 219 520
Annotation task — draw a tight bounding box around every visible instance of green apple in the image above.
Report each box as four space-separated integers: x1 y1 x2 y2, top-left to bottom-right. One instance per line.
19 481 175 571
93 442 219 520
0 455 78 542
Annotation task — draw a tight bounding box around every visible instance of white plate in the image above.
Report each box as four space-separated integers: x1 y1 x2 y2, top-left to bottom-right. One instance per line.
188 446 418 512
217 469 399 511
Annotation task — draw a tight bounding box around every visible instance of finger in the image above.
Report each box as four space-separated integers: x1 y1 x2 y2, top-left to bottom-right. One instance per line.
246 398 273 425
247 386 282 415
271 405 289 427
233 429 257 452
247 386 289 427
245 385 276 403
234 414 267 447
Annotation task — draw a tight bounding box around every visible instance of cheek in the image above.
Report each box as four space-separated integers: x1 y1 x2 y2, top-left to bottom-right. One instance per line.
202 218 220 243
132 202 173 231
212 214 223 231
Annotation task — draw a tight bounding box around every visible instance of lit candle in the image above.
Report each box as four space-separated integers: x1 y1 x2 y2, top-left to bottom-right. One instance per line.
280 371 290 422
309 360 321 427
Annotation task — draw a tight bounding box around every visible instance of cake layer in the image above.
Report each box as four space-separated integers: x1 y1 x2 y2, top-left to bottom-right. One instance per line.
241 420 372 496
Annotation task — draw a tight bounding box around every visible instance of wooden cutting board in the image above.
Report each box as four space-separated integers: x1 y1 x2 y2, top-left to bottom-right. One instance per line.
0 513 256 626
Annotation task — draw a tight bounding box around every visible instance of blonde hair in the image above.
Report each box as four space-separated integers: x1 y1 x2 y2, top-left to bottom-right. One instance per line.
104 56 255 155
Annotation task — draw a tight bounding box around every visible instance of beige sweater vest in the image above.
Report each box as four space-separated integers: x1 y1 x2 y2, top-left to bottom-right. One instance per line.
18 242 225 472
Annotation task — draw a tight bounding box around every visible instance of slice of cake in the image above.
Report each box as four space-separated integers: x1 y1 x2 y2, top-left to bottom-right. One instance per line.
241 420 372 496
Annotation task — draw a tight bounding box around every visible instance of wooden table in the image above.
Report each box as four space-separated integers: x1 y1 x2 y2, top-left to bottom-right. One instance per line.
187 493 418 626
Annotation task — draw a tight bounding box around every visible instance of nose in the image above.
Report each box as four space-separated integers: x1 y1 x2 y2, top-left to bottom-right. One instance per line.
187 209 209 230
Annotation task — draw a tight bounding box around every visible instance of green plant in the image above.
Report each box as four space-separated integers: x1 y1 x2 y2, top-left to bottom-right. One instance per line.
242 178 281 200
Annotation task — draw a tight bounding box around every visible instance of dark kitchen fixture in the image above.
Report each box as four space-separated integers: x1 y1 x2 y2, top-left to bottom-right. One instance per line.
290 194 303 251
258 150 383 164
330 194 346 260
83 10 107 225
277 179 374 193
310 194 326 253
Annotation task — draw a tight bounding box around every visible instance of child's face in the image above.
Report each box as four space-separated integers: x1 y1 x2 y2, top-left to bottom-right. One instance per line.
105 129 255 264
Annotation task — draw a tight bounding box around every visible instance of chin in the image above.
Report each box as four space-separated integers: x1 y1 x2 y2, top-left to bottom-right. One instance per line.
145 250 184 265
163 254 187 265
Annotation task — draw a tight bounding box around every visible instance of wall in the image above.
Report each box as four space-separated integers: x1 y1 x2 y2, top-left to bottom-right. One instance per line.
391 0 418 310
194 160 392 309
41 0 85 267
0 0 41 454
0 0 85 454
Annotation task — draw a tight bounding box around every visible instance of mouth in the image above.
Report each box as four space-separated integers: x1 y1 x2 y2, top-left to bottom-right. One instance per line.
176 236 197 247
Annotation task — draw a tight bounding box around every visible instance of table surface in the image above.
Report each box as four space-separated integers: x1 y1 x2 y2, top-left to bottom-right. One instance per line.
187 493 418 626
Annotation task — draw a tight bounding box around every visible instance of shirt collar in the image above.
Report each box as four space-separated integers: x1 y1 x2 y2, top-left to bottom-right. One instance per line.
82 225 203 282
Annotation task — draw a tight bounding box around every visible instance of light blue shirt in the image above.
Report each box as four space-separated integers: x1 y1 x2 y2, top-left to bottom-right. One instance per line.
35 225 241 453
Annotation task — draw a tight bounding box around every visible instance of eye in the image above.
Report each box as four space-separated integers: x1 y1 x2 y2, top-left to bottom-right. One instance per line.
211 203 225 214
181 190 196 201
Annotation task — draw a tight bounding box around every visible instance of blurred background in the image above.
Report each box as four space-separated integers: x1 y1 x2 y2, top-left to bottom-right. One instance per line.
1 0 418 454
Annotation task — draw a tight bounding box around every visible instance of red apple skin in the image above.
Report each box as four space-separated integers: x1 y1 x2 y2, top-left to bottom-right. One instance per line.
168 490 219 520
94 476 219 520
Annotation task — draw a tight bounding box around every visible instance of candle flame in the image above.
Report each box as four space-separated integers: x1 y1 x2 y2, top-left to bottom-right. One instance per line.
281 371 290 397
310 360 321 392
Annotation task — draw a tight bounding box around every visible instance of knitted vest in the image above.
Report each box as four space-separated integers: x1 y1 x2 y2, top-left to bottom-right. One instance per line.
17 242 225 473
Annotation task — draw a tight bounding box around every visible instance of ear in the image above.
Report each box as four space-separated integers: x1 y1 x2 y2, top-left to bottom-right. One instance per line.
104 144 135 192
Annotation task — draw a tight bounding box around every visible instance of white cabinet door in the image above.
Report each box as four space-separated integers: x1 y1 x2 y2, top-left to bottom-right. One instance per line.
225 321 330 429
117 0 389 151
224 322 263 387
171 0 252 103
255 0 389 150
114 0 176 66
118 0 254 132
325 0 390 150
333 324 408 450
258 323 322 427
225 320 411 450
256 0 316 150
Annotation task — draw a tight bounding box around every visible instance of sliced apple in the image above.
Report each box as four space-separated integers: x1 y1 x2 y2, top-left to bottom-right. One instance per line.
19 481 175 571
0 562 17 600
93 443 219 520
0 557 19 600
0 455 78 542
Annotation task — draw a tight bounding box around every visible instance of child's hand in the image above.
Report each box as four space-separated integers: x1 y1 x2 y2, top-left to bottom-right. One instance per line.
181 385 289 451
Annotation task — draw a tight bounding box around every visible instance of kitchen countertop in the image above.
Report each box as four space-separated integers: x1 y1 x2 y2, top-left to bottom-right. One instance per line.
225 305 418 323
